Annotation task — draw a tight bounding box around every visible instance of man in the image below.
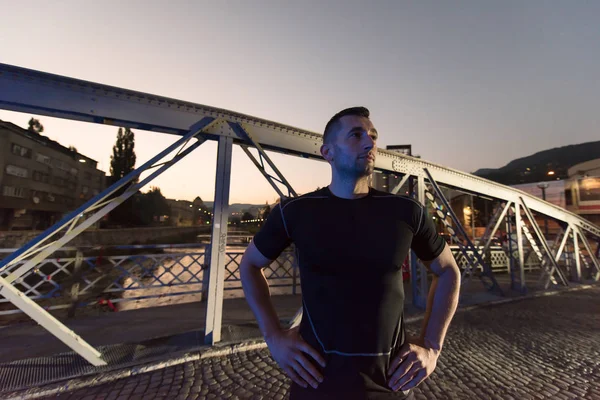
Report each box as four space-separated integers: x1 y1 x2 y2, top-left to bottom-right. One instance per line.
240 107 461 399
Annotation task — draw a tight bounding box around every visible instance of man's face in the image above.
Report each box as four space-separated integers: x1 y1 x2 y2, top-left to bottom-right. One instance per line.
324 115 378 178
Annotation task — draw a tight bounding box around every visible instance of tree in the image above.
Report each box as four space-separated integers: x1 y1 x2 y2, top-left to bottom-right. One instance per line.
262 202 271 220
110 127 136 183
134 187 171 226
28 118 44 134
242 211 254 222
108 127 137 226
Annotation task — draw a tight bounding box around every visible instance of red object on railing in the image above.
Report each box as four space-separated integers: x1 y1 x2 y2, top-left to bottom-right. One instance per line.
98 299 117 312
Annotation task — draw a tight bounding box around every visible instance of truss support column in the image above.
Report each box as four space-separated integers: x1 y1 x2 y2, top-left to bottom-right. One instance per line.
573 230 582 282
204 136 233 345
576 227 600 281
513 203 526 293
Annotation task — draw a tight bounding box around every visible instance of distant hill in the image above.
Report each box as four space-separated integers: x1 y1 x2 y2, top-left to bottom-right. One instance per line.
473 140 600 185
204 202 266 213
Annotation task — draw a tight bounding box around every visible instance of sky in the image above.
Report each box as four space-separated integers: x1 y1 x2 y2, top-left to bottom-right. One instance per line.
1 1 599 205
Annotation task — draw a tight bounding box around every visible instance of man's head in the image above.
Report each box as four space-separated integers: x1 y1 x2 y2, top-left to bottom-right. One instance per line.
321 106 378 178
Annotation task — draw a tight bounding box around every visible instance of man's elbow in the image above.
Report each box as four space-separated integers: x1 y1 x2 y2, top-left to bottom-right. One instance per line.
440 262 461 291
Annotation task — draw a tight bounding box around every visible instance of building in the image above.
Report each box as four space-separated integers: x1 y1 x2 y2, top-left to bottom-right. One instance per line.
510 158 600 226
565 159 600 225
166 196 209 226
371 145 413 194
511 180 567 208
0 120 106 230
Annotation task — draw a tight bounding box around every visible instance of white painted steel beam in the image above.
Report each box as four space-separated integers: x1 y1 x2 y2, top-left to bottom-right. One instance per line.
0 275 106 366
1 63 597 240
204 136 233 345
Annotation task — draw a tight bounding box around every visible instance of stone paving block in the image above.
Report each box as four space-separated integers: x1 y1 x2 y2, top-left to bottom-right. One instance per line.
34 286 600 400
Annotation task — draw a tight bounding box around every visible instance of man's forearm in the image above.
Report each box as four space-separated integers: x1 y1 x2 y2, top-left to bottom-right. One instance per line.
420 268 460 351
419 276 438 342
241 264 283 339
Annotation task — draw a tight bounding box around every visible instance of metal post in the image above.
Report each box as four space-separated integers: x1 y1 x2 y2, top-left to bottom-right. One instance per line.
506 208 515 276
470 195 475 241
513 203 526 293
204 136 233 345
573 230 582 282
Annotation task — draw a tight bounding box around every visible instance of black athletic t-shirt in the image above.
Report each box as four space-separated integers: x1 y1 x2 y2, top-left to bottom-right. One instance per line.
253 187 445 400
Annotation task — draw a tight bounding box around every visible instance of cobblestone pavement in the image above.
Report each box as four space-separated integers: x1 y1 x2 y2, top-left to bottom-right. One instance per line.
43 287 600 400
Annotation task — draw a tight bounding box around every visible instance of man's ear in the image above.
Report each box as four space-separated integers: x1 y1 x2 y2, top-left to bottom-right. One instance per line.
320 143 334 162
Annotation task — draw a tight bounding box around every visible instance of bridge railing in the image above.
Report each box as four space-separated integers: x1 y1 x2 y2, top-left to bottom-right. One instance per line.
0 244 296 317
0 243 550 318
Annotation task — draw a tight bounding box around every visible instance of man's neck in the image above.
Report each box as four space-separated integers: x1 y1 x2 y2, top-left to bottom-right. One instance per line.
328 177 370 199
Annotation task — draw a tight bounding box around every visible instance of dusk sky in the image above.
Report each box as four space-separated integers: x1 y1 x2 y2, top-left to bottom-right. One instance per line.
2 1 599 205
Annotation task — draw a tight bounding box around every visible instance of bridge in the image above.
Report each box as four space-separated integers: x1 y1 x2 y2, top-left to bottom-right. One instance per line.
0 63 599 398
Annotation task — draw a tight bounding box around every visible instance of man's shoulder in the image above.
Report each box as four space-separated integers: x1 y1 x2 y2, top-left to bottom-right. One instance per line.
279 187 330 212
370 188 423 209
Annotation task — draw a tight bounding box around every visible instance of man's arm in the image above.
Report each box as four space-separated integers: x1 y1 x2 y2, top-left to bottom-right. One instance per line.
418 244 461 351
240 241 285 339
240 241 325 389
388 244 461 391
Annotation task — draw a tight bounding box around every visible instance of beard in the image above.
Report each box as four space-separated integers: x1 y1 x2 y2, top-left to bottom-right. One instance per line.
332 148 374 178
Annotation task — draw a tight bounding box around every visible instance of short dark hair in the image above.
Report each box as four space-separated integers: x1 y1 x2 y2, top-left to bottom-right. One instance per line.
323 106 370 144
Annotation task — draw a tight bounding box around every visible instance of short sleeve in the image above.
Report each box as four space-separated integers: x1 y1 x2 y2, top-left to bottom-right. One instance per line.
252 203 292 260
411 206 446 262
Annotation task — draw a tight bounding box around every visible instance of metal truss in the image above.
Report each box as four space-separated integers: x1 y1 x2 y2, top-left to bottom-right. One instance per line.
518 198 568 287
1 63 598 242
229 122 298 199
423 169 504 296
1 62 599 359
203 136 233 345
0 119 214 365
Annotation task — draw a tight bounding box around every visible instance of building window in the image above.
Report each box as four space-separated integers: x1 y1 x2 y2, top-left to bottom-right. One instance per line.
578 178 600 202
35 153 53 166
54 177 65 187
5 165 29 178
52 159 72 172
11 143 32 158
33 171 51 184
565 189 573 206
2 186 27 198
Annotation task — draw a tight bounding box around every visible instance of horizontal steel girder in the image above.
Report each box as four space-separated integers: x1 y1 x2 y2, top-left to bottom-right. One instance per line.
1 63 599 238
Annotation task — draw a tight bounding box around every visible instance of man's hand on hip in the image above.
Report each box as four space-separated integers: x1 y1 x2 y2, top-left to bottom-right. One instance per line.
387 338 440 392
265 326 326 389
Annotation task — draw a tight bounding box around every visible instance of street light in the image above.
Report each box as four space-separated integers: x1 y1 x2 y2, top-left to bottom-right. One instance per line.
537 182 550 236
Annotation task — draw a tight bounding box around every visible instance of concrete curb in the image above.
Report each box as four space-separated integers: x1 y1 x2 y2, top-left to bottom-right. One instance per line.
5 283 597 400
3 340 267 400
